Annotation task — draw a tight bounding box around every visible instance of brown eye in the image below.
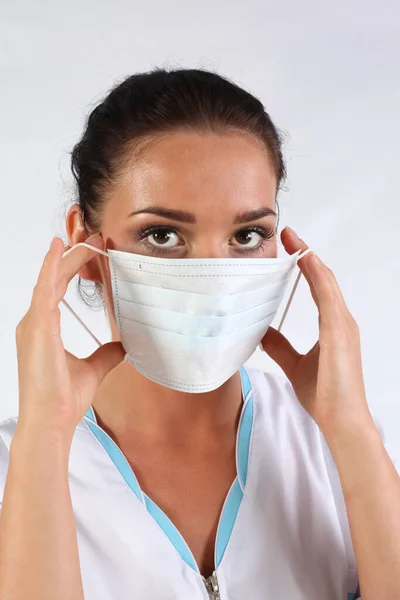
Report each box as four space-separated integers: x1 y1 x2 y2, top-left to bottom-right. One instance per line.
147 228 180 248
233 230 262 248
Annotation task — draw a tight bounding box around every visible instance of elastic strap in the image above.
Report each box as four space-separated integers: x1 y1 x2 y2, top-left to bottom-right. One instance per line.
61 299 102 347
62 242 109 259
61 243 106 346
277 247 313 332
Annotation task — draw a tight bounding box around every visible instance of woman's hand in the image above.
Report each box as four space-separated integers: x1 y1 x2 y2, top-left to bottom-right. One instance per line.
262 226 373 436
15 234 124 438
264 227 400 600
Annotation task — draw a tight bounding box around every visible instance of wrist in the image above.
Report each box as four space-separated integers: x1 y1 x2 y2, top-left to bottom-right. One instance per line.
12 420 74 459
16 404 78 441
317 403 375 439
320 411 383 456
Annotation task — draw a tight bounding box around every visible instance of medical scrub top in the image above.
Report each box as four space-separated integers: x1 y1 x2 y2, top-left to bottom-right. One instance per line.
0 367 370 599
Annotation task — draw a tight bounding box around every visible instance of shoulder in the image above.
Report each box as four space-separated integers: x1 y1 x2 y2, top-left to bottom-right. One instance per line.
244 367 332 489
244 366 315 434
245 366 300 410
244 367 390 523
244 368 361 574
245 366 386 445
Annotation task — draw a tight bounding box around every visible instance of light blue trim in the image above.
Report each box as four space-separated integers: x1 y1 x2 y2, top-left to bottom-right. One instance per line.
144 495 199 572
84 367 254 573
215 478 244 567
351 581 361 599
84 419 144 504
239 367 252 401
85 406 96 422
237 389 254 489
214 367 254 567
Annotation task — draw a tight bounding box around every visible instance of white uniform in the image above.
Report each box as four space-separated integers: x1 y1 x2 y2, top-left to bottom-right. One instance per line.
0 367 371 599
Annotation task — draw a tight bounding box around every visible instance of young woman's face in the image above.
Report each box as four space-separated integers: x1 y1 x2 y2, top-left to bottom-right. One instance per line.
68 130 279 333
101 130 279 259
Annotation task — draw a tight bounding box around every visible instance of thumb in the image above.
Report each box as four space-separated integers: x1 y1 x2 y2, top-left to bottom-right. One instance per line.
261 327 300 380
85 341 125 386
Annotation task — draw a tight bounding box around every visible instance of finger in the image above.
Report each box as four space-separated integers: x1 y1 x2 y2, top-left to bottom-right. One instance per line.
31 237 65 308
281 226 309 256
281 226 348 321
84 342 125 387
55 233 105 303
281 226 317 297
261 326 301 379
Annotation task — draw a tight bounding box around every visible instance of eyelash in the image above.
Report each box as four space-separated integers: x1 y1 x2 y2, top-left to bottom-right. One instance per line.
136 224 275 255
233 226 275 255
137 225 181 255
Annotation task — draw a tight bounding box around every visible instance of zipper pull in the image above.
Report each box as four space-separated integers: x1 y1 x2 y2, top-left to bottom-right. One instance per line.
204 573 221 600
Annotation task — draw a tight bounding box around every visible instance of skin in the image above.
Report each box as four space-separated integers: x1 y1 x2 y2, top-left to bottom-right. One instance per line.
0 130 399 599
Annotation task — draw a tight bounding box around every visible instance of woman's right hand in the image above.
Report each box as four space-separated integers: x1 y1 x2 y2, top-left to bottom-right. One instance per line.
15 234 125 438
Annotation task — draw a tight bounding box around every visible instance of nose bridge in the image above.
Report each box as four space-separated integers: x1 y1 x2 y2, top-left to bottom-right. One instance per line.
191 237 228 259
190 212 231 258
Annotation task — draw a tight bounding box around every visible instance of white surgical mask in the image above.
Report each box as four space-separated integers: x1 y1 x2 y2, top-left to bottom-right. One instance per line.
62 245 311 393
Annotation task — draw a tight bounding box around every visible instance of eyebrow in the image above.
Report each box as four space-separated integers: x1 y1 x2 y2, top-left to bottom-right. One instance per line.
128 205 277 224
233 208 277 224
128 207 196 223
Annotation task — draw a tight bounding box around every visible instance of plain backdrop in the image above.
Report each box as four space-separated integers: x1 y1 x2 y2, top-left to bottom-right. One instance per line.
1 0 399 460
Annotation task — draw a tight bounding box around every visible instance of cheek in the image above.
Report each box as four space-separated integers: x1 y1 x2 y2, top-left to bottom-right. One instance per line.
98 260 118 325
260 234 278 258
271 236 278 258
102 276 114 309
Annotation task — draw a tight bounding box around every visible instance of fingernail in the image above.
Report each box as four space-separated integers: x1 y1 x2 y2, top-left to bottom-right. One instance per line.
50 236 59 250
285 226 300 241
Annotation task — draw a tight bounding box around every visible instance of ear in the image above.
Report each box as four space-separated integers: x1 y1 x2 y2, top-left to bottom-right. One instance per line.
66 205 103 282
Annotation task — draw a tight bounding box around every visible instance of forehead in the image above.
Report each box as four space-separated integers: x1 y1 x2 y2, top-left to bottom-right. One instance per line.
113 129 277 216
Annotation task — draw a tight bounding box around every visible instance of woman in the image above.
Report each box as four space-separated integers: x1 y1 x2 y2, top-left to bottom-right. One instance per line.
0 68 399 600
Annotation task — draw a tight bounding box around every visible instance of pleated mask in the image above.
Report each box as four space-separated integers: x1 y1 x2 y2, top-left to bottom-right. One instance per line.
62 245 311 393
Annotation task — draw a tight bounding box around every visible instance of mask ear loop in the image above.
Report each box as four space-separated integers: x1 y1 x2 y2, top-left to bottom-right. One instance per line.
277 248 313 332
62 242 109 259
61 299 102 347
60 243 110 348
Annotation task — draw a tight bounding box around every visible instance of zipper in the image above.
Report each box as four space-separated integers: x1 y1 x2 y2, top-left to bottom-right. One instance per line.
203 371 252 600
204 572 221 600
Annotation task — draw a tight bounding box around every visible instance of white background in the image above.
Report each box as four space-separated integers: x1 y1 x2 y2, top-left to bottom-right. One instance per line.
1 1 399 459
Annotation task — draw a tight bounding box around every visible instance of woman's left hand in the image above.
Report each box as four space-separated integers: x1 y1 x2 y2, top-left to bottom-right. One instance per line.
264 227 400 600
261 226 374 436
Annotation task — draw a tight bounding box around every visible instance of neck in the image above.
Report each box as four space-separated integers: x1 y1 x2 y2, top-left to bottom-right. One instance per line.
92 362 243 444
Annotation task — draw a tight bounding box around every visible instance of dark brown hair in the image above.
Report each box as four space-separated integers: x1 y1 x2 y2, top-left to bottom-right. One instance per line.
70 67 286 305
71 67 286 233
